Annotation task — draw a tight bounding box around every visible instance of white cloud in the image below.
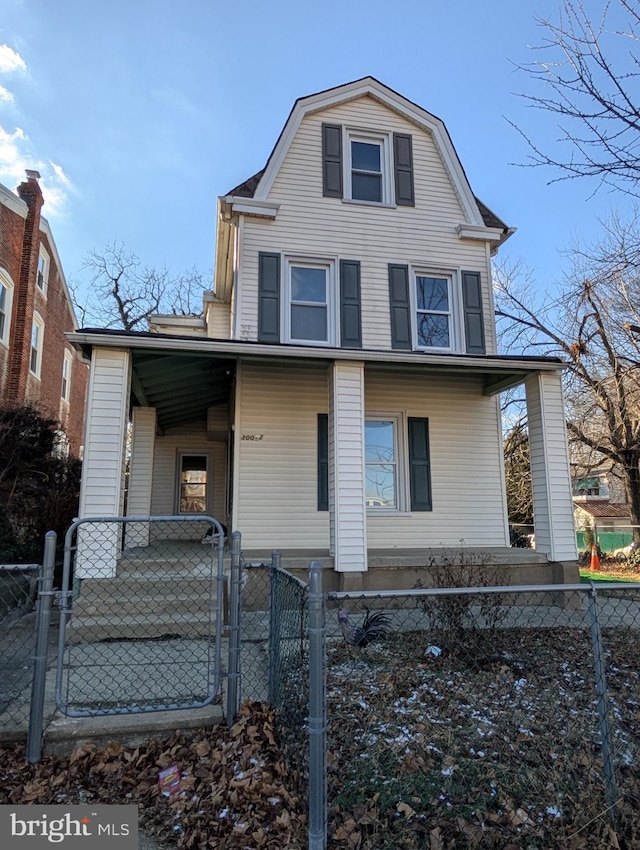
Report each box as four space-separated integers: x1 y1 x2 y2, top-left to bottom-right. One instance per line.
0 125 73 218
0 45 26 74
0 44 72 218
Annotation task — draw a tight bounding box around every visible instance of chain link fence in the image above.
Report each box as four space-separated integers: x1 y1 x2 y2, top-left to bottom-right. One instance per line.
0 562 41 739
55 516 226 717
318 581 640 849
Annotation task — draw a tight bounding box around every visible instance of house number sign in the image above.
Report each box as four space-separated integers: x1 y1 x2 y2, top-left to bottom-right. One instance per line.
241 434 264 441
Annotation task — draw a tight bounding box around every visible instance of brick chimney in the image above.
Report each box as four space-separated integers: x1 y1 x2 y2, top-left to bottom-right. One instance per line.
6 171 44 402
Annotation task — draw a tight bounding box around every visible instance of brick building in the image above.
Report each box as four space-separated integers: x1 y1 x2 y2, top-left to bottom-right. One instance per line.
0 171 87 455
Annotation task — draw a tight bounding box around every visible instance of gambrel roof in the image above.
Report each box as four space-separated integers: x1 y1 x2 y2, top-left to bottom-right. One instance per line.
224 77 510 238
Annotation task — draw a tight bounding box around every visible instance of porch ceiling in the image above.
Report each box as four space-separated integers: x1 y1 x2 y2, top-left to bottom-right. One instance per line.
130 350 235 431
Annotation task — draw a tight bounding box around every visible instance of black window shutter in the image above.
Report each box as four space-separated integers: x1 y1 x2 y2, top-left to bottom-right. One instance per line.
322 124 343 198
258 252 280 342
317 413 329 511
408 417 432 511
340 260 362 349
461 271 485 355
393 133 415 206
388 264 412 350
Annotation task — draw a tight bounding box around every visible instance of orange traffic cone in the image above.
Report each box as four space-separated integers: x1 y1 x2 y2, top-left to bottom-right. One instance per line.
590 544 601 572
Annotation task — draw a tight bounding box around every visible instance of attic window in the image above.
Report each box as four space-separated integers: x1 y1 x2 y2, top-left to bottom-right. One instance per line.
346 131 391 204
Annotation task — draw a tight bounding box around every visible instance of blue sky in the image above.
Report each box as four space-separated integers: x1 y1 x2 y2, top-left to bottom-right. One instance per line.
0 0 634 312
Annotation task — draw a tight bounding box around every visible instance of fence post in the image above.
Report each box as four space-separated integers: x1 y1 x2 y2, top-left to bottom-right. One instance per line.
587 584 619 816
226 531 242 726
308 561 327 850
268 550 282 706
26 531 57 764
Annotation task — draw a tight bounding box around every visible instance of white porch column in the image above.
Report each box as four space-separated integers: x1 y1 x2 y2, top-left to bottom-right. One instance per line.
329 361 368 572
126 406 157 547
525 371 578 562
77 347 131 577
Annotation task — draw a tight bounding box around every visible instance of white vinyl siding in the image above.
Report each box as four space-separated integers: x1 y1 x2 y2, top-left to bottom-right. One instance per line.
330 361 367 571
526 372 578 561
77 348 131 578
127 407 157 547
237 96 495 353
206 301 232 339
235 360 330 549
364 368 508 548
232 360 508 552
151 424 227 527
78 348 131 518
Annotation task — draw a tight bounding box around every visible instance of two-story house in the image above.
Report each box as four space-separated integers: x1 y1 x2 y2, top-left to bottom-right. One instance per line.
69 78 578 587
0 171 88 455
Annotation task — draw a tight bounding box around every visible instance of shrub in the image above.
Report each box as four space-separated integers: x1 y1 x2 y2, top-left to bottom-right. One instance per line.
0 404 81 563
416 547 508 669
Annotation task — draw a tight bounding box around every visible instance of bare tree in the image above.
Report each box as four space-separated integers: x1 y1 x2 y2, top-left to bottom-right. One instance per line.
75 242 207 331
495 213 640 541
512 0 640 195
503 420 534 529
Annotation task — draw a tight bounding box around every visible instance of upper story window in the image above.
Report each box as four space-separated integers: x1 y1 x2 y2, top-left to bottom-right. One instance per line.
61 349 73 402
322 124 414 207
37 246 49 295
0 271 14 346
29 313 44 378
415 273 454 350
284 258 336 346
347 133 391 203
388 265 485 355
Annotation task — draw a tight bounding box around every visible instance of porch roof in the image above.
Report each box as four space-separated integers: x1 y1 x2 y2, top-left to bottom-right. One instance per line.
68 328 565 430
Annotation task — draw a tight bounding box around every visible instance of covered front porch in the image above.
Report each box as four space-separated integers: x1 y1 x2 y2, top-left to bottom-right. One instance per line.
70 330 579 584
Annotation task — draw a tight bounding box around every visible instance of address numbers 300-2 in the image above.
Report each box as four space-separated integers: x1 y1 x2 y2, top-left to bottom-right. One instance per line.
241 434 264 441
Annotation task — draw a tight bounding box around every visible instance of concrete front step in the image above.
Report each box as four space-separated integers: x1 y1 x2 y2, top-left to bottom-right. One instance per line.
66 612 218 643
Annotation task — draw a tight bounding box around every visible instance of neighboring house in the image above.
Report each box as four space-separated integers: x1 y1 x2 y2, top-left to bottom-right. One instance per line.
573 499 633 553
69 78 578 588
0 171 88 455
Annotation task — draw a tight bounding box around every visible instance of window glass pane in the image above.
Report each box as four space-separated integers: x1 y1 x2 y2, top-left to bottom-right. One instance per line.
365 421 395 462
0 285 6 312
416 277 449 312
417 313 450 348
291 304 327 340
291 266 326 303
365 464 396 507
352 141 381 172
180 456 207 513
352 172 382 202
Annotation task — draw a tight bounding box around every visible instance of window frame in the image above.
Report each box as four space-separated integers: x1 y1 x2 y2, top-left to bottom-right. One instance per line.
344 129 393 206
37 245 49 296
412 267 462 353
364 413 408 513
175 451 211 515
0 270 14 347
29 312 44 379
283 256 337 346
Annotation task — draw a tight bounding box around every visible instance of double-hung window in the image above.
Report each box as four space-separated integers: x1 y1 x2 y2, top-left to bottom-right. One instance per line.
30 313 44 378
37 246 49 295
346 131 391 204
415 273 454 350
285 258 335 345
365 417 400 509
0 274 13 345
61 350 73 402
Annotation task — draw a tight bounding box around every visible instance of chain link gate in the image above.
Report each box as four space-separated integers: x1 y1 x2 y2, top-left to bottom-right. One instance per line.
55 516 226 717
